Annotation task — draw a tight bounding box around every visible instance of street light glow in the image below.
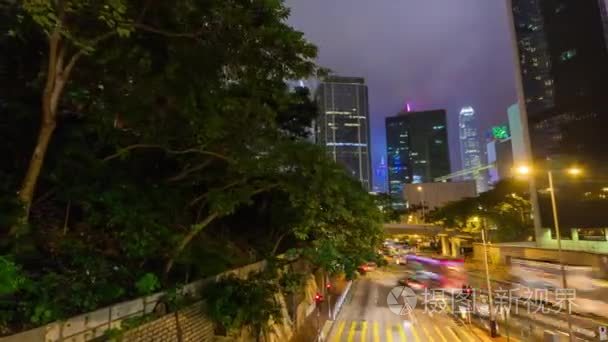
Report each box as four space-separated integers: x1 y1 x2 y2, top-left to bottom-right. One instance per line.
515 165 531 175
566 167 582 176
417 186 423 192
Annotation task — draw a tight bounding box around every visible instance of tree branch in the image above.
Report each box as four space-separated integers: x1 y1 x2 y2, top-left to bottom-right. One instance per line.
166 159 214 182
102 144 233 163
189 179 246 207
163 212 219 277
44 25 61 109
271 228 294 255
133 23 206 38
63 31 117 80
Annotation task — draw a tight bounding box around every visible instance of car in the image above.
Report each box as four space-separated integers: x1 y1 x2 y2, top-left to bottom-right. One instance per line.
399 276 427 291
358 262 377 274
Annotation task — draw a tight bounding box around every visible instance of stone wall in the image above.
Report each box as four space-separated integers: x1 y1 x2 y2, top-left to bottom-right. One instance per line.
0 260 267 342
120 302 214 342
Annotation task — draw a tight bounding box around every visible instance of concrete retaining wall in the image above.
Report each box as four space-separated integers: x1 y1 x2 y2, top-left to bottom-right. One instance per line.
0 260 267 342
473 242 608 270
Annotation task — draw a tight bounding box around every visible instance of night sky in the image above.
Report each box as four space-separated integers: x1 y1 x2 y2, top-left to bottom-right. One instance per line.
286 0 518 189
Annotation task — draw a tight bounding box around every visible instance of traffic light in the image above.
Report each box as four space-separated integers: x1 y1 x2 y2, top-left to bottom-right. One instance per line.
314 293 324 303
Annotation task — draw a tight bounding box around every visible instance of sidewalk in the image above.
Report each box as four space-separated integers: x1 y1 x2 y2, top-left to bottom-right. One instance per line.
469 323 522 342
290 309 328 342
290 275 350 342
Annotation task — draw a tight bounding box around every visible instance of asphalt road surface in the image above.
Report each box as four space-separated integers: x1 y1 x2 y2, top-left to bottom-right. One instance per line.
327 269 496 342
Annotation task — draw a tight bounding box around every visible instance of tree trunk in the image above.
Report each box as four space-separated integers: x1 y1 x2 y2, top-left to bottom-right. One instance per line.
163 212 219 278
17 27 68 223
18 119 56 219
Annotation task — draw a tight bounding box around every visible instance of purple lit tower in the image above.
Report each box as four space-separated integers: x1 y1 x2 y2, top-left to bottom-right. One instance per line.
373 156 388 193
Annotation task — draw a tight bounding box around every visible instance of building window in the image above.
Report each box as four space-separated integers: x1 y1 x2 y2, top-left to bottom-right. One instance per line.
560 49 577 61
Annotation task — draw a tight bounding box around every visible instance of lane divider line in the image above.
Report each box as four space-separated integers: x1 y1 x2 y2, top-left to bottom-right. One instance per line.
386 326 394 342
397 323 408 342
446 326 462 342
411 326 422 342
434 326 448 342
333 321 346 342
347 321 357 342
373 322 380 342
421 325 435 342
360 321 368 342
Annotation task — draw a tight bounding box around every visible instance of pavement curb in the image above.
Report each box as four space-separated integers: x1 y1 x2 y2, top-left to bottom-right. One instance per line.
319 320 334 341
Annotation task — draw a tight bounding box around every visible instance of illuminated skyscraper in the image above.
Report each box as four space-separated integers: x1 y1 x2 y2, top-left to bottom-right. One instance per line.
512 0 555 115
458 106 484 192
458 107 482 171
510 0 608 242
315 76 371 190
386 110 450 207
374 156 388 193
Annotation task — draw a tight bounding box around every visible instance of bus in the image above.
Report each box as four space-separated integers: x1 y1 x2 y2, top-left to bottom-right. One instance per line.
509 257 608 318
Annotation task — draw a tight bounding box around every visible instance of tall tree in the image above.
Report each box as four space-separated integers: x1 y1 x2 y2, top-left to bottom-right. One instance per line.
18 0 132 221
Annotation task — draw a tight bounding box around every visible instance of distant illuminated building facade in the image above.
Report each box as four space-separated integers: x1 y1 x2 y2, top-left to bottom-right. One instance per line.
486 123 513 184
510 0 608 242
459 106 481 171
374 156 388 193
386 110 450 207
315 76 371 190
458 106 486 192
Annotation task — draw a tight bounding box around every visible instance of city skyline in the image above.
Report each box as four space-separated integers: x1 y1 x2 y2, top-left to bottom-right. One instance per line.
286 0 517 189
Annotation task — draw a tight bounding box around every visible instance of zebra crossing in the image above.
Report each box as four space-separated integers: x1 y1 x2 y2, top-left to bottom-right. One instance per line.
329 318 487 342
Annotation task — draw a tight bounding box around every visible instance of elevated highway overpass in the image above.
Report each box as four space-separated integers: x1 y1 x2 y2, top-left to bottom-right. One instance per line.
383 223 442 235
383 223 475 257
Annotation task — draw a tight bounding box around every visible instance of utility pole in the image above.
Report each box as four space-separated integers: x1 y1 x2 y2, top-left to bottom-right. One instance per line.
481 217 497 337
547 170 574 342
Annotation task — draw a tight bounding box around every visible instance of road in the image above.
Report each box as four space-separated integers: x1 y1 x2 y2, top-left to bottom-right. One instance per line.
327 269 496 342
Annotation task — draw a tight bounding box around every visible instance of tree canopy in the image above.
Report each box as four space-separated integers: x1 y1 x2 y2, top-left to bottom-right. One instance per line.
427 180 534 242
0 0 383 334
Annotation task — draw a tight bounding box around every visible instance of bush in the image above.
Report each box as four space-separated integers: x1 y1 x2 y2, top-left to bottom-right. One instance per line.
202 273 281 338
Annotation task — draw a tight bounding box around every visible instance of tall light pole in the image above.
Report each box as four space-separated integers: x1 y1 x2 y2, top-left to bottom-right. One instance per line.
475 215 497 337
417 186 425 223
516 165 581 342
547 169 578 342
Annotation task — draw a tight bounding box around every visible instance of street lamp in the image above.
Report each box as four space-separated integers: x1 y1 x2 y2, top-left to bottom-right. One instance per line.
474 210 497 337
417 186 425 223
515 164 582 342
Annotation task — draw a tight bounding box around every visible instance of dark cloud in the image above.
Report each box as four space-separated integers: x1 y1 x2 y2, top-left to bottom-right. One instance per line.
286 0 517 186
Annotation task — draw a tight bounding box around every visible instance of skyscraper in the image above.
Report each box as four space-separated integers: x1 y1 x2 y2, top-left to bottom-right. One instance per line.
512 0 555 115
386 110 450 207
510 0 608 241
315 76 372 190
458 106 484 192
458 107 482 170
